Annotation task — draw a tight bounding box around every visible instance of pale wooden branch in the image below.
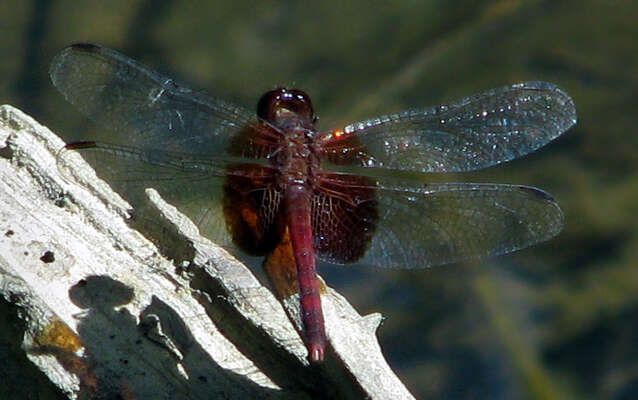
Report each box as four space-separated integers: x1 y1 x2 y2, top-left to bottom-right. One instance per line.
0 105 414 400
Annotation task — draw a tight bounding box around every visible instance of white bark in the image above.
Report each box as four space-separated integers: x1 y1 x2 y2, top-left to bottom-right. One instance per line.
0 105 414 399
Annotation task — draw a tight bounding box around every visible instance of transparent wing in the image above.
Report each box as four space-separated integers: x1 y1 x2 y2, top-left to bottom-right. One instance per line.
313 176 563 268
319 81 576 173
50 43 278 158
57 141 276 248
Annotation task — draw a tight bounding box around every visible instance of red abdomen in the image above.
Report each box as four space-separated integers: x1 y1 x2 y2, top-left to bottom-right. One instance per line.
285 184 326 362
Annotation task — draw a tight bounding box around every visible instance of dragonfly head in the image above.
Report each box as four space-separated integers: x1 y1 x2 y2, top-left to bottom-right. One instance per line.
257 88 317 132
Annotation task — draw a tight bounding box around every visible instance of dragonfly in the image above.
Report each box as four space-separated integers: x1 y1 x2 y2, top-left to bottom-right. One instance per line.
50 43 576 363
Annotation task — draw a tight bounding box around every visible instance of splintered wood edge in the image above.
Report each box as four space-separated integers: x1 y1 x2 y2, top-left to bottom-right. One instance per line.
0 105 415 400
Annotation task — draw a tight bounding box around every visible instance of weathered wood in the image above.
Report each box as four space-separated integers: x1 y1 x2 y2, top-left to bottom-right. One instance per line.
0 105 414 399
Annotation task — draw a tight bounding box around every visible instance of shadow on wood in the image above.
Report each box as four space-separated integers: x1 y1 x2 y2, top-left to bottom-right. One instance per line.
0 105 414 399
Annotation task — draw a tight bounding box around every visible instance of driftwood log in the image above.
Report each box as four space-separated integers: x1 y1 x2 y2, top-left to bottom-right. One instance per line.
0 105 415 399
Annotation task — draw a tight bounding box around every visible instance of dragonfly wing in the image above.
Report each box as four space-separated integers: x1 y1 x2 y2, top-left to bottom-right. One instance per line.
314 177 563 268
50 43 276 158
320 81 576 173
311 173 378 264
57 141 275 248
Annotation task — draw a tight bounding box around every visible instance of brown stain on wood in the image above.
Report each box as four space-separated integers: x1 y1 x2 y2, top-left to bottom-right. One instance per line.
34 318 83 352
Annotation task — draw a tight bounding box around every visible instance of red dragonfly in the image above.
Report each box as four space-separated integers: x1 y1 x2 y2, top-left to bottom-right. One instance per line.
51 43 576 363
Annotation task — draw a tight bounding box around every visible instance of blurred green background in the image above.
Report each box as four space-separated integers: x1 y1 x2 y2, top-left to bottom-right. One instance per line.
1 0 637 399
